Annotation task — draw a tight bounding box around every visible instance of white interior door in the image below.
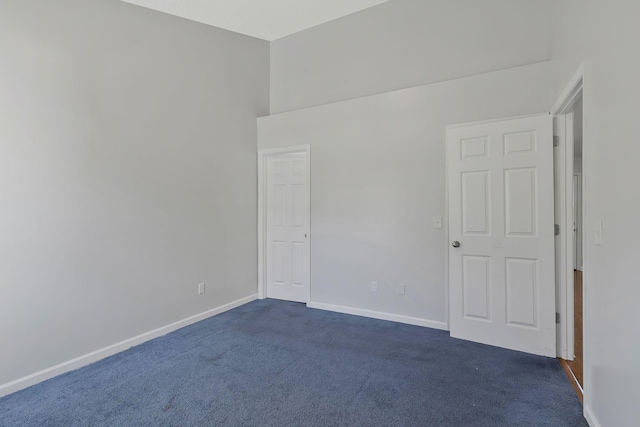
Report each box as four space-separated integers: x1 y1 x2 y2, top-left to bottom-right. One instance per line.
266 152 310 303
448 114 556 357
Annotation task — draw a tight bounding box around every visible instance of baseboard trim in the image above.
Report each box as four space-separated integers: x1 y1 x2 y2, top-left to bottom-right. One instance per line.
584 404 601 427
0 294 258 398
307 301 449 331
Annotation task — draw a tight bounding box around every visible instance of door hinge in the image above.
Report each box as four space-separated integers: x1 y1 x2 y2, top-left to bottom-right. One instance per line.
556 312 560 324
554 224 560 236
553 135 560 147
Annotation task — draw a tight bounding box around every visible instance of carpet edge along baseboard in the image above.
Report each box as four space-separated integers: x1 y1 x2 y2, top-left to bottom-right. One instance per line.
307 301 449 331
0 294 258 398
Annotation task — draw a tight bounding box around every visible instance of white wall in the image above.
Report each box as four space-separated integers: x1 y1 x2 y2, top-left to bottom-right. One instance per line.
548 0 586 107
0 0 269 388
270 0 552 113
259 62 551 327
550 1 640 426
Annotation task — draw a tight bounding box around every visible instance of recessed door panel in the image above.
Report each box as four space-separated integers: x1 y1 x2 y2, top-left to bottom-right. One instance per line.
273 241 285 284
505 168 537 236
504 131 537 155
462 171 490 235
292 242 304 287
461 137 489 160
293 159 306 176
273 161 285 176
272 184 285 227
506 258 538 328
292 184 305 228
462 256 491 320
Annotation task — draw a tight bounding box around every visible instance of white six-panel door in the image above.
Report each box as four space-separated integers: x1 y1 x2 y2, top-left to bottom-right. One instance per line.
266 153 310 303
448 115 556 357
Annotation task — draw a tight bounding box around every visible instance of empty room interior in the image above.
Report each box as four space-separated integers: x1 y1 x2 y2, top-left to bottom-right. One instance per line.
1 1 638 426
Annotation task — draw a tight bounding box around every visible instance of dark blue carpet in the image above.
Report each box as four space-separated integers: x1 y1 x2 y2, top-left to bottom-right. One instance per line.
0 299 587 426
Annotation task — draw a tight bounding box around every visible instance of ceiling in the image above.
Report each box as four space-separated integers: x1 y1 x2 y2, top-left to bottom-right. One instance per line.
121 0 389 41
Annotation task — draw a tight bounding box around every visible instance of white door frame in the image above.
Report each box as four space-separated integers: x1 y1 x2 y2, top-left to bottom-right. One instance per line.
573 172 583 271
554 109 575 360
552 63 588 407
552 64 585 362
257 145 311 302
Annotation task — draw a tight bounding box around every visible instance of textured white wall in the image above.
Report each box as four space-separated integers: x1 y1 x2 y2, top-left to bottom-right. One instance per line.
0 0 269 387
270 0 552 113
550 1 640 425
259 63 551 326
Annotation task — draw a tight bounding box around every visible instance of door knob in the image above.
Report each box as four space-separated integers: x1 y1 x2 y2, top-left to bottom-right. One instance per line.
452 241 461 248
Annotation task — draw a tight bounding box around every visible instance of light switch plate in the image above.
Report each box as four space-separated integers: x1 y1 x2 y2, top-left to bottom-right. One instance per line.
595 221 603 245
433 216 443 229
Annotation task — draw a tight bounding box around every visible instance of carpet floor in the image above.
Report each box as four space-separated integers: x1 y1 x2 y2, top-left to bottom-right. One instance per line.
0 299 587 426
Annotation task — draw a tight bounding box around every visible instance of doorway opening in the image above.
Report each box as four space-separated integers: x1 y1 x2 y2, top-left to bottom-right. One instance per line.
552 67 585 402
563 97 584 399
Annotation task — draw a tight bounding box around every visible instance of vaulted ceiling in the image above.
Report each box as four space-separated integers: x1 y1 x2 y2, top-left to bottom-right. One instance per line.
120 0 389 41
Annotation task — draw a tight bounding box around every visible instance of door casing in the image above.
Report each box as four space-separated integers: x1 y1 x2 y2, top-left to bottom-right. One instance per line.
573 172 583 271
552 63 591 421
552 64 585 363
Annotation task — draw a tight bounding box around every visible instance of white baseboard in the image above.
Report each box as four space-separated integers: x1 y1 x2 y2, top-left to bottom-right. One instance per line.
584 404 601 427
0 294 258 398
307 301 449 331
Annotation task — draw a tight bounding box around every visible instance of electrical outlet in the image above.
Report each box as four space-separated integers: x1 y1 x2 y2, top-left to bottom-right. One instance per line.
397 284 405 295
198 283 205 295
371 281 378 293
